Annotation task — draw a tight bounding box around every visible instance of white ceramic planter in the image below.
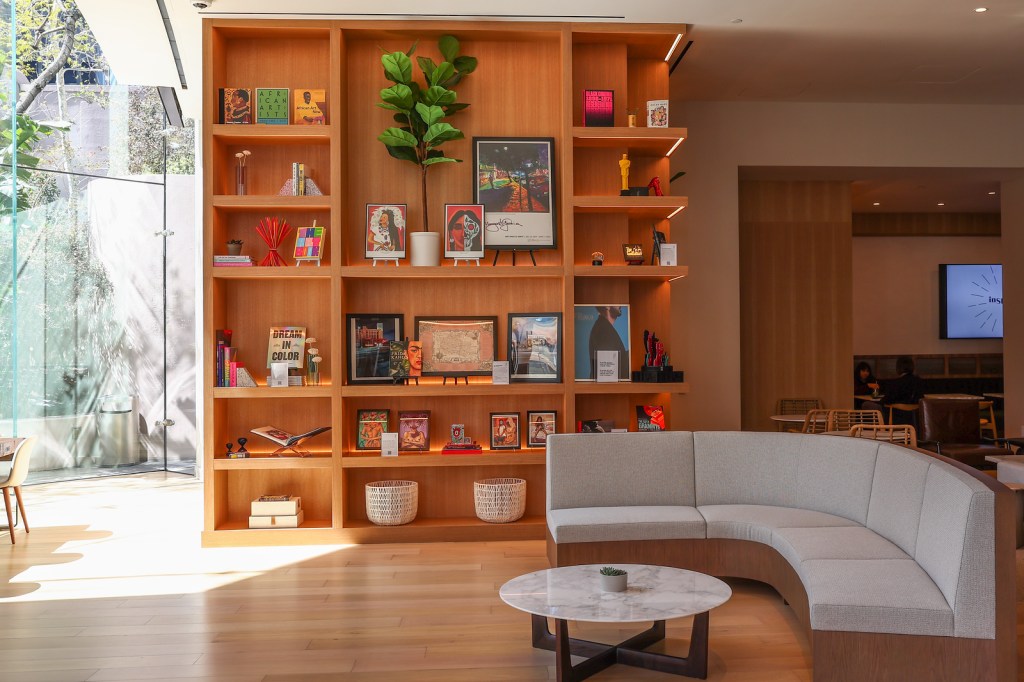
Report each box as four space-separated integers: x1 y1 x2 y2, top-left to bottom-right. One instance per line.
600 571 628 592
410 231 441 267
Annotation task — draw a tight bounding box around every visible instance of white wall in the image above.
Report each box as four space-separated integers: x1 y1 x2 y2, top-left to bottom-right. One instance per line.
852 236 1003 356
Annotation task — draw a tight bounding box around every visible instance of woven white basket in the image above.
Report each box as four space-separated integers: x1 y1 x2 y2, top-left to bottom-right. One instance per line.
474 478 526 523
365 480 418 526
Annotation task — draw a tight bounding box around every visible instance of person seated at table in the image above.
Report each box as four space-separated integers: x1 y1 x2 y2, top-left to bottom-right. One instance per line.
854 361 880 408
863 356 924 425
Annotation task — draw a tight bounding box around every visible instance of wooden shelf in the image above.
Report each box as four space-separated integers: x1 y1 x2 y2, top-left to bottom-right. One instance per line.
211 266 334 279
211 124 332 142
573 196 688 218
213 456 333 470
213 386 333 398
342 383 564 398
573 381 690 395
342 451 544 468
339 265 563 278
341 515 546 543
574 265 688 280
211 195 332 211
572 127 687 155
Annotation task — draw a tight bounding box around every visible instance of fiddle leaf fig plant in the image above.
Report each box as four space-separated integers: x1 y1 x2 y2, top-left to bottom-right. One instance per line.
377 35 477 232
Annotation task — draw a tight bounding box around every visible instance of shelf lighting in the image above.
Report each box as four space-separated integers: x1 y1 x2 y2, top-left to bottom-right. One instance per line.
873 202 880 206
666 205 686 219
665 137 685 157
937 202 945 206
975 7 988 12
664 33 684 62
988 191 996 195
668 274 687 282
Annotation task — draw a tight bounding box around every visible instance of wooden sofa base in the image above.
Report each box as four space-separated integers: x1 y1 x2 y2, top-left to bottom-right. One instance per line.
547 533 1009 682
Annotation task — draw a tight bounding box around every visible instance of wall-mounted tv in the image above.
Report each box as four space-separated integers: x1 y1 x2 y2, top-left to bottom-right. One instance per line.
939 264 1003 339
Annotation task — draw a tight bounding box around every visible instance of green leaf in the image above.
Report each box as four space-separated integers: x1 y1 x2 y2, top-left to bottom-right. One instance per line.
376 102 404 112
453 56 478 74
406 40 419 57
430 61 455 87
422 86 457 106
381 51 413 83
380 84 413 110
385 145 420 163
438 35 459 63
443 102 470 115
415 103 445 126
424 122 464 146
416 56 437 80
378 127 418 148
422 156 460 166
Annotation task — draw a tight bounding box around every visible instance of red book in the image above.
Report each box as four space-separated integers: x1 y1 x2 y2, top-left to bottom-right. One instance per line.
583 89 614 127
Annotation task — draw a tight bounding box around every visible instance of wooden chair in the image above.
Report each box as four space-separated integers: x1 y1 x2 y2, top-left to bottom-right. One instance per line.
777 398 823 415
828 409 883 432
979 400 998 440
849 424 917 448
1 436 35 545
887 403 919 427
801 409 831 434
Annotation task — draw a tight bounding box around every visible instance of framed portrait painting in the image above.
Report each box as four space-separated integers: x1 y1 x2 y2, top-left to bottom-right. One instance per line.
416 316 498 377
365 204 407 259
356 409 389 450
347 314 403 383
526 410 556 448
398 411 430 451
490 412 521 450
573 304 630 381
444 204 485 259
508 313 561 382
473 137 556 250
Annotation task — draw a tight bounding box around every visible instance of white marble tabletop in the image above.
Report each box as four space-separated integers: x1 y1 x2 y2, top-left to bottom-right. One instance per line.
499 564 732 623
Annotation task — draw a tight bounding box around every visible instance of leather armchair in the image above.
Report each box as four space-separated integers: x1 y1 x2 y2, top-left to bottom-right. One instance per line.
917 398 1010 468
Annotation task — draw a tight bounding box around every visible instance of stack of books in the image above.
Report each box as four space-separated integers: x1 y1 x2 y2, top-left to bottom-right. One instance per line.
291 162 306 196
249 495 304 528
214 255 254 267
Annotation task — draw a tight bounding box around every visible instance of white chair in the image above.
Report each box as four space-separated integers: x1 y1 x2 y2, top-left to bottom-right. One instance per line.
1 436 35 544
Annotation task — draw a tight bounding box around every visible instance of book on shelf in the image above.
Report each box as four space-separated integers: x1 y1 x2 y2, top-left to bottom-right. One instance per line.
292 88 327 125
218 87 252 124
583 89 614 127
267 326 306 369
636 405 666 431
291 162 306 196
251 425 331 447
251 495 301 516
255 87 289 125
213 255 254 267
248 510 305 529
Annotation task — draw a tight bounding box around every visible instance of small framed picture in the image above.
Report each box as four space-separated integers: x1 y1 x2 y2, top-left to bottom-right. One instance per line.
508 313 562 382
527 411 557 448
622 243 644 265
573 304 630 381
347 314 403 383
398 411 430 452
365 204 407 259
659 243 678 266
490 412 521 450
646 99 669 128
636 405 666 431
444 204 485 259
356 409 389 450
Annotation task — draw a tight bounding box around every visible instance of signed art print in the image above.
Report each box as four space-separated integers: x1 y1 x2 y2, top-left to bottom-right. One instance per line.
473 138 556 250
416 317 498 377
365 204 407 259
508 313 561 382
444 204 485 259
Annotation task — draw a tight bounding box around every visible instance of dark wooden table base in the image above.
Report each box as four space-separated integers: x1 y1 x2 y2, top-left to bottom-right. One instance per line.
531 611 710 681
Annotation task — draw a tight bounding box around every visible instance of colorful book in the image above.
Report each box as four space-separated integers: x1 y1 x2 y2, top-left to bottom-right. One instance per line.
292 88 327 125
255 87 289 125
356 409 389 450
583 89 614 127
293 224 325 261
646 99 669 128
636 405 666 431
267 326 306 369
218 88 252 124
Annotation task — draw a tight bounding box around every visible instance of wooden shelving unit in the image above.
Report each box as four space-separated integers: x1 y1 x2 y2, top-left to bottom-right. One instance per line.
203 19 687 547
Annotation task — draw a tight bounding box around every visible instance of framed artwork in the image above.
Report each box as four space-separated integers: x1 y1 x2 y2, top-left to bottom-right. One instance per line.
473 137 556 250
356 409 389 450
490 412 521 450
583 89 614 127
636 405 666 431
444 204 485 259
365 204 407 259
293 224 326 262
527 411 557 448
508 313 561 382
347 314 403 383
416 316 498 376
398 411 430 451
573 304 630 381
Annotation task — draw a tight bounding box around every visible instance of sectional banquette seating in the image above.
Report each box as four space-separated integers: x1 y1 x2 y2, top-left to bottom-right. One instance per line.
546 431 1015 681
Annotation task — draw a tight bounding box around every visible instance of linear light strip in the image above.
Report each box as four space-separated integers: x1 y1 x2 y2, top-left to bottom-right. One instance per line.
666 205 686 219
665 137 685 157
664 33 683 62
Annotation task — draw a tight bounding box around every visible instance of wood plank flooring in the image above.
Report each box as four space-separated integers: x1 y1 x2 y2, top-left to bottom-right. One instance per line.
0 473 1016 681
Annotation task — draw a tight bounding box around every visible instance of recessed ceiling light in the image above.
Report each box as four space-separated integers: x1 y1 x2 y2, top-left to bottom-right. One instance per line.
975 7 988 12
730 18 743 24
873 202 880 206
937 202 945 206
988 191 996 195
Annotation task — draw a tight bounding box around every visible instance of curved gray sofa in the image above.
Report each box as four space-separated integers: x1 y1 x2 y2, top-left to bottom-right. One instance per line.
546 431 1015 681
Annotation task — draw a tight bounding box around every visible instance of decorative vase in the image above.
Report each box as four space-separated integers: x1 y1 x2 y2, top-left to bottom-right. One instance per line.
600 571 628 593
226 242 243 255
410 231 441 267
236 166 247 195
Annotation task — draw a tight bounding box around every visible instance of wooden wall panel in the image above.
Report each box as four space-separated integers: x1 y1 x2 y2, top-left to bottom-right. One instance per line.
853 212 1000 237
739 181 852 431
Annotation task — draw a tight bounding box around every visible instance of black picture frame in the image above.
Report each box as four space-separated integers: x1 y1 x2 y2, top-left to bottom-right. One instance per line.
490 412 521 450
508 312 562 382
526 410 557 448
415 316 499 377
346 314 404 383
473 137 557 250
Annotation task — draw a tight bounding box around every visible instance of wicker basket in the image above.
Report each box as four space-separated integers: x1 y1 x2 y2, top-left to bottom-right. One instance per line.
474 478 526 523
365 480 418 526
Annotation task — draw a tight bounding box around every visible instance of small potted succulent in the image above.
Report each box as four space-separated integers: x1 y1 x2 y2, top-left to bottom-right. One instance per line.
599 566 628 592
226 239 244 255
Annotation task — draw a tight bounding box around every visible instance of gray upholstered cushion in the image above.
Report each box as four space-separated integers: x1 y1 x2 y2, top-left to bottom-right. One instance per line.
698 504 857 544
546 432 695 511
794 436 878 524
915 464 995 639
866 444 932 555
771 526 909 579
802 559 954 636
547 506 706 544
693 432 800 507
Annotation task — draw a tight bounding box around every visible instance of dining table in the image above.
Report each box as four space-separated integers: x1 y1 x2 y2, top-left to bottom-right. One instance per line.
923 393 985 401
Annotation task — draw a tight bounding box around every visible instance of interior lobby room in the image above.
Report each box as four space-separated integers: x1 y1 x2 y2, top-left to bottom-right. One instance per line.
1 1 1022 681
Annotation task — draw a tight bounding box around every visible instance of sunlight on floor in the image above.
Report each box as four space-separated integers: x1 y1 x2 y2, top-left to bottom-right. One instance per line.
4 473 351 602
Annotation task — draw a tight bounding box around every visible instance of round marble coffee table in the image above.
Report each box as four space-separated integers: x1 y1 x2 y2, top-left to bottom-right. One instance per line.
500 564 731 681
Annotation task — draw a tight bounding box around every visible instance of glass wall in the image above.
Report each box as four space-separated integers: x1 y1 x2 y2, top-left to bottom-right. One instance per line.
1 1 196 482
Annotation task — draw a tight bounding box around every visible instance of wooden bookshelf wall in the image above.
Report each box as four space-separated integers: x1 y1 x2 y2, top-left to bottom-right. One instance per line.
202 19 689 547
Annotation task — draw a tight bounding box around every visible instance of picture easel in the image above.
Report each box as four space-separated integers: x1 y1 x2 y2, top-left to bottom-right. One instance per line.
294 220 325 267
442 376 469 385
492 249 538 266
453 258 481 267
372 258 400 267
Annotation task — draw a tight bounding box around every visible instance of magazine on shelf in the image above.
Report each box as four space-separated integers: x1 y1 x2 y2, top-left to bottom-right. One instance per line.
250 425 331 447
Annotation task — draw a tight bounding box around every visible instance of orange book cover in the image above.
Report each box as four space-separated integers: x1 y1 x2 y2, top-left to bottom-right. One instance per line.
292 89 327 125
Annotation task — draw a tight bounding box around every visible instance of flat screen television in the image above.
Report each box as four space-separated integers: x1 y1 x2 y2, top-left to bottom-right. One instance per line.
939 264 1003 339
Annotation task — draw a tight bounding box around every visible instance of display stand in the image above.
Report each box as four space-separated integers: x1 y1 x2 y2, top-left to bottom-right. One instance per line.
492 249 538 266
442 376 469 385
453 258 481 267
372 258 400 267
270 445 312 458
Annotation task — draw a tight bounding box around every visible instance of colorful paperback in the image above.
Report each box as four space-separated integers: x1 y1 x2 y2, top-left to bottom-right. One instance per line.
219 87 252 124
647 99 669 128
255 87 289 124
636 405 666 431
267 326 306 369
293 88 327 125
583 89 614 127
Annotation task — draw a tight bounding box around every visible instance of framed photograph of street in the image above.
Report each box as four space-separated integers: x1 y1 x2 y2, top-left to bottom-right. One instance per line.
347 314 403 383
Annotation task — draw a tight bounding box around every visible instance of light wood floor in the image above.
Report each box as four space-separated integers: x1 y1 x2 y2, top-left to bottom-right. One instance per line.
0 474 1017 681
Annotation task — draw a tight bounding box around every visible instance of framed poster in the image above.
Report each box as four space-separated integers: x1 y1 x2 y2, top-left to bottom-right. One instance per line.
573 305 630 381
356 409 389 450
444 204 485 259
365 204 407 259
508 313 561 382
416 316 498 377
398 411 430 451
347 314 403 383
473 137 556 250
527 411 557 448
490 412 521 450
